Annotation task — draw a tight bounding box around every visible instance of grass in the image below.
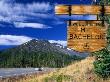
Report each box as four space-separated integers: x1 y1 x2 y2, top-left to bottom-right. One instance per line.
22 57 110 82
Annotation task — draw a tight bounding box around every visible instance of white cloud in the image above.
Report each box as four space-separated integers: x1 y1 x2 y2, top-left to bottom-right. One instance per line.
0 0 51 16
49 40 67 47
0 35 67 46
26 2 51 12
0 0 52 28
14 22 52 29
0 35 33 45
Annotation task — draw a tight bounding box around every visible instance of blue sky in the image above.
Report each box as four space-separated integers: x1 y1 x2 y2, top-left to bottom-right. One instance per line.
0 0 98 50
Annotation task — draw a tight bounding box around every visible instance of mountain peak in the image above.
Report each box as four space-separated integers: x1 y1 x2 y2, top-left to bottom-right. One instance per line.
29 39 49 43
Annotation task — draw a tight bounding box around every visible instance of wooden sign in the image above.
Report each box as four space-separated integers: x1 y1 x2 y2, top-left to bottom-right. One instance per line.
55 5 110 15
55 5 69 15
67 21 107 52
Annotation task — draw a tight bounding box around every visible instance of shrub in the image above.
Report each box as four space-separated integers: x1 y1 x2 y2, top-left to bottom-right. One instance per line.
93 49 110 78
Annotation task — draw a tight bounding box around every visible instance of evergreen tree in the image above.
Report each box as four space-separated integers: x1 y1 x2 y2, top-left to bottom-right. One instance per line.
93 0 110 78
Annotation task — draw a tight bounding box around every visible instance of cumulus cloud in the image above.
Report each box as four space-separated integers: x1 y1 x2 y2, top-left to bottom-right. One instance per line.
49 40 67 47
0 35 33 45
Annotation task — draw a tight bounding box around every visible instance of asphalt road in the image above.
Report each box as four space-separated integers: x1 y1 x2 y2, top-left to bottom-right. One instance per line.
0 68 54 78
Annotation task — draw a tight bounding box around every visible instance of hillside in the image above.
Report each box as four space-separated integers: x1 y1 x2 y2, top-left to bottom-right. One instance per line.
22 57 110 82
0 39 83 68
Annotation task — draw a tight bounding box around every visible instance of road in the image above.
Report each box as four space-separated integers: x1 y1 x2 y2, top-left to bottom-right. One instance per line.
0 68 55 78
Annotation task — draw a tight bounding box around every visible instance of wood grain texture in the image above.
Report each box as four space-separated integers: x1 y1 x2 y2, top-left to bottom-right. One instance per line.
67 21 107 52
55 5 110 15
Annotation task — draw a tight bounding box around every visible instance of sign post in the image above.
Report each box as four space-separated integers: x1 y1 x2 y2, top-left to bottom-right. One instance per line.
55 4 110 52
